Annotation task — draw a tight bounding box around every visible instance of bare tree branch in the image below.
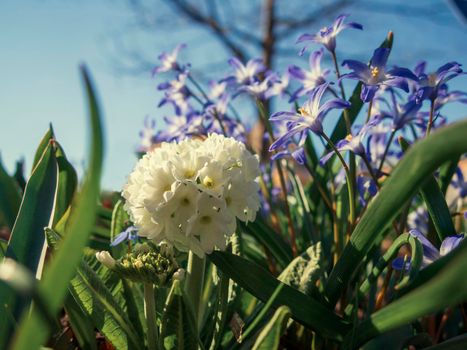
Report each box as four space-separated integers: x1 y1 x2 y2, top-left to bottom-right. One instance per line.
164 0 248 61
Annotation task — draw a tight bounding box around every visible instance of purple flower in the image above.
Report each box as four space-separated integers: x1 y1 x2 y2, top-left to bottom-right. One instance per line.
414 61 463 102
269 83 350 156
381 92 422 131
158 73 191 115
238 73 280 100
225 57 266 85
432 85 467 111
138 116 157 152
208 80 228 100
297 14 362 54
111 226 139 247
342 47 417 102
320 116 380 165
152 44 187 75
288 48 330 101
392 229 465 270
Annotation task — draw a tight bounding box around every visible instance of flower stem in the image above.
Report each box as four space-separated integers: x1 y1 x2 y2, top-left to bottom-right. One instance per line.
144 283 158 350
321 132 356 227
377 129 396 175
184 251 206 328
426 99 435 136
331 50 351 133
256 99 298 256
361 153 381 190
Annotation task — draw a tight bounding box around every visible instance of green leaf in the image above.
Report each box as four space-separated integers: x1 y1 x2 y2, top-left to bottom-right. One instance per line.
325 120 467 306
0 156 22 229
0 143 58 347
13 159 26 192
399 136 456 242
239 218 292 269
31 125 54 172
278 242 322 296
343 239 467 348
53 142 78 226
205 270 229 350
252 305 291 350
160 279 199 350
424 334 467 350
64 293 98 350
11 65 105 350
68 262 143 350
438 156 459 195
209 251 350 340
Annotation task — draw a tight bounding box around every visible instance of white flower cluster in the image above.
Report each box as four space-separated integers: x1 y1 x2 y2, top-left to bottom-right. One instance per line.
123 133 261 257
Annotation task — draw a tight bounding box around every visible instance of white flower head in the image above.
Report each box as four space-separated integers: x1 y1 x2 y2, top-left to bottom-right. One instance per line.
123 133 260 257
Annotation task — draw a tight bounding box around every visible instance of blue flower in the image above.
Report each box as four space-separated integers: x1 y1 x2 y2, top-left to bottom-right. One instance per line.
320 116 380 165
158 73 192 115
237 73 280 100
381 92 422 131
414 61 464 102
152 44 188 75
342 47 417 102
225 57 266 85
297 14 362 54
288 48 330 101
269 83 350 156
138 116 157 152
111 226 139 247
392 229 465 270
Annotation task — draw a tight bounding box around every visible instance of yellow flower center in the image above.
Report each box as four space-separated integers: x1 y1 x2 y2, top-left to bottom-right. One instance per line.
203 176 214 188
345 134 353 142
370 66 379 78
184 169 195 178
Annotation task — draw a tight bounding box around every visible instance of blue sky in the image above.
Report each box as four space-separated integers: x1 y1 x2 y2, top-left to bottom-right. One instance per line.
0 0 466 190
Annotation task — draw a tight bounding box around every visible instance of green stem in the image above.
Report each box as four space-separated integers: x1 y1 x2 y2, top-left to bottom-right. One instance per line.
426 99 435 136
256 99 298 256
362 153 381 190
331 50 351 133
144 283 158 350
377 129 396 175
184 251 206 328
322 133 356 227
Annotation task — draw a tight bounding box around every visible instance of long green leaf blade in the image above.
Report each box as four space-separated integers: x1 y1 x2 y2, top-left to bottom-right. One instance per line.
0 156 22 229
252 305 291 350
11 65 104 350
209 251 350 340
325 120 467 306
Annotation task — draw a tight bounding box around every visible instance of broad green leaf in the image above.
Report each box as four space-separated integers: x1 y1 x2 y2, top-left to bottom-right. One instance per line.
0 143 58 348
325 120 467 306
69 262 143 350
0 156 21 229
13 159 26 192
160 279 199 350
11 65 104 350
252 305 291 350
438 156 460 195
31 125 54 172
64 293 98 350
343 239 467 348
53 142 78 226
239 218 292 269
399 136 456 242
209 251 350 340
205 270 229 350
278 242 321 296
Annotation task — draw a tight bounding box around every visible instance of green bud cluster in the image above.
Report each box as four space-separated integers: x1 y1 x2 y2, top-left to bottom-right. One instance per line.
113 243 178 286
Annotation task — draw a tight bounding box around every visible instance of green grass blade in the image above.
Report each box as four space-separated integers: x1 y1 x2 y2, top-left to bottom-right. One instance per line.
209 251 350 340
0 156 22 229
399 136 456 242
11 65 104 350
325 120 467 307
